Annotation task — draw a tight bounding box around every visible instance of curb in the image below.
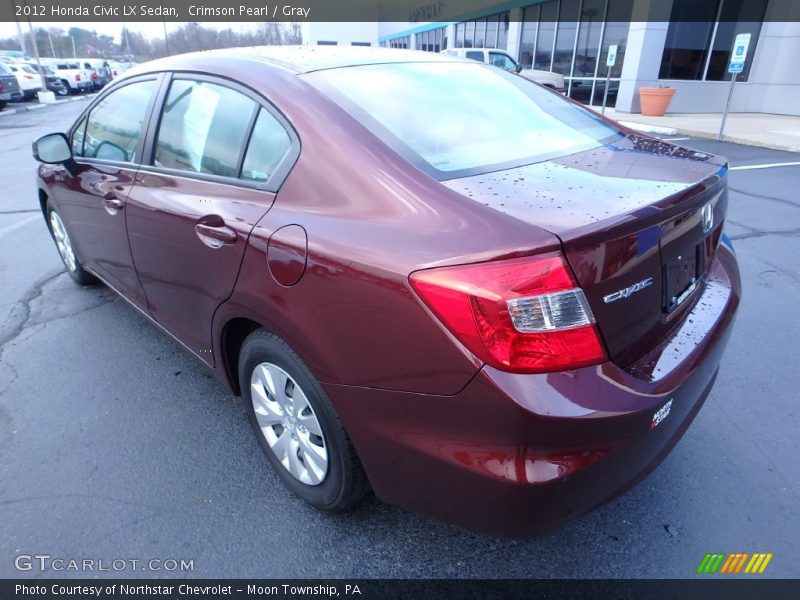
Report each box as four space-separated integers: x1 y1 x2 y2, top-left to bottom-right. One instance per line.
666 126 800 153
0 93 96 118
617 120 679 136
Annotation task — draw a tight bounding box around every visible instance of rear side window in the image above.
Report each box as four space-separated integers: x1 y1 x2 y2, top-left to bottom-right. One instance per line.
465 51 484 62
240 108 292 182
78 80 157 162
154 80 257 178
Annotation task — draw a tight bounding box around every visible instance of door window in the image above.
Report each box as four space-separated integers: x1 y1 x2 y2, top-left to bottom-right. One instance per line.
77 80 157 162
154 79 257 178
489 52 517 71
240 108 292 183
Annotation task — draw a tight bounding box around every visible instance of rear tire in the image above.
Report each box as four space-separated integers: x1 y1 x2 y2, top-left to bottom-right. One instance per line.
239 329 369 510
46 202 97 285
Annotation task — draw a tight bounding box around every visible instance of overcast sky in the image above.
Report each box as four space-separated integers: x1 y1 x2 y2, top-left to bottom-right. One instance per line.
0 21 263 44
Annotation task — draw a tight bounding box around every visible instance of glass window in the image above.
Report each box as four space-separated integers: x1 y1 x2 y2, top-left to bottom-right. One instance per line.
519 6 540 69
659 0 719 80
241 108 292 183
154 80 257 178
600 0 634 78
489 52 518 71
455 23 464 48
80 80 157 162
465 51 484 62
486 15 499 49
497 12 510 49
705 0 767 81
71 116 88 156
535 2 558 71
464 21 475 48
574 0 605 78
306 62 621 176
474 19 486 49
553 0 580 75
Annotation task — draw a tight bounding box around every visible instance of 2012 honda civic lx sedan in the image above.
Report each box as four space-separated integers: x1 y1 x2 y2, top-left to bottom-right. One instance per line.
32 47 740 537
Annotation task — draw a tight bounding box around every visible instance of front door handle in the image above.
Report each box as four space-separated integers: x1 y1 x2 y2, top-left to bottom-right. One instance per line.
102 194 125 214
195 221 237 248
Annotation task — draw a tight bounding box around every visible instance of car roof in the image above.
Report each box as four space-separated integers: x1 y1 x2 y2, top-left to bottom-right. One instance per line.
125 45 463 78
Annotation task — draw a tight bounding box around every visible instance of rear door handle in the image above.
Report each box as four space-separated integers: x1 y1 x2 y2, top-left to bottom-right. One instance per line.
102 194 125 214
195 221 237 248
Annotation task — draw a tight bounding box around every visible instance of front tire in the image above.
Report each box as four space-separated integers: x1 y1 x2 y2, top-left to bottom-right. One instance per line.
46 203 97 285
239 329 369 510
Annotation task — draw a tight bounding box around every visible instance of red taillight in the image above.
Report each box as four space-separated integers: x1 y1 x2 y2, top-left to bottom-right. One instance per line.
409 253 607 373
0 82 4 93
91 72 97 80
75 74 81 81
24 74 34 79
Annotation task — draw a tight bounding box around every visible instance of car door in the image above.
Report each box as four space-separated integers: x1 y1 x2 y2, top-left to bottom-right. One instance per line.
54 76 161 308
125 74 297 365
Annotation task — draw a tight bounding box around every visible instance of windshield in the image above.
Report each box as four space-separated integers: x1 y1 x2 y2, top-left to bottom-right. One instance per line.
304 62 622 177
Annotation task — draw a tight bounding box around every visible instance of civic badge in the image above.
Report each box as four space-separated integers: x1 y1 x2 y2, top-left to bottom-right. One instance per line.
701 203 714 234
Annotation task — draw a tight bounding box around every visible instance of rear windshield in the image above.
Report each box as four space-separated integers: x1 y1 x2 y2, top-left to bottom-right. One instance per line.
304 62 622 178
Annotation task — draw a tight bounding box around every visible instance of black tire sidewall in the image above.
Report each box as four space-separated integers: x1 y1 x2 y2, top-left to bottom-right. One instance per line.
239 332 351 510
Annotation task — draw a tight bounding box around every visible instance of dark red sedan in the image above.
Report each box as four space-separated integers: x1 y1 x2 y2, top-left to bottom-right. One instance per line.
32 47 740 537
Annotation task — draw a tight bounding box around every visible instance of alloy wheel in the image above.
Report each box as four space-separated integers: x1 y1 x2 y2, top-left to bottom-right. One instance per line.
49 211 77 273
250 362 328 485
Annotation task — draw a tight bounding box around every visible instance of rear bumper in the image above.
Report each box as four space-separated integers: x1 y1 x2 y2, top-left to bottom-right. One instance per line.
325 246 740 537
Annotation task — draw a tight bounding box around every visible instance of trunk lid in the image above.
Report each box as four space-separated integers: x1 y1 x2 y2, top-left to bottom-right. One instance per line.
442 134 727 367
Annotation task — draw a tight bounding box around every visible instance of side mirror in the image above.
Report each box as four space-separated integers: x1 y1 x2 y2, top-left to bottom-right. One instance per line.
515 64 523 73
33 133 72 164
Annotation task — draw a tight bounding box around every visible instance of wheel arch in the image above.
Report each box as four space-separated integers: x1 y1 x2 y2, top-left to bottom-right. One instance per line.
220 316 265 396
38 188 49 224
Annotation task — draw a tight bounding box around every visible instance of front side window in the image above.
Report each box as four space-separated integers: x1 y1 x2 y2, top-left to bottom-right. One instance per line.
79 80 157 162
71 116 87 156
305 62 621 177
154 80 257 178
489 52 517 71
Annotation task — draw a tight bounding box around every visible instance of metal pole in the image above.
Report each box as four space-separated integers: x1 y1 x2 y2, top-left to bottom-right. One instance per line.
71 35 77 58
718 73 736 141
12 0 27 54
22 0 43 91
601 65 611 114
47 29 55 58
162 19 170 55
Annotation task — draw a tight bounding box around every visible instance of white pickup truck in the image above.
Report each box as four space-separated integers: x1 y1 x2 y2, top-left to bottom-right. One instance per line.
441 48 565 92
48 61 93 94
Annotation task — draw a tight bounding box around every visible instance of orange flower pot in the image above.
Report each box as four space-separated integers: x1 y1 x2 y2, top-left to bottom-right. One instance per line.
639 87 676 116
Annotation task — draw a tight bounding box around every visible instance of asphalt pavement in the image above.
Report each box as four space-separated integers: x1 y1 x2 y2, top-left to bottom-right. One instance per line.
0 102 798 579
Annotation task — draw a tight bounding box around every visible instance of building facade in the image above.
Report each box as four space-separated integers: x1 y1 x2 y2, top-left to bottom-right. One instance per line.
303 0 799 116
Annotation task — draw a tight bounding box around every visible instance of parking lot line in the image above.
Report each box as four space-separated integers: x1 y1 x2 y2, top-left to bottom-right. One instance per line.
0 215 38 239
730 162 800 171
